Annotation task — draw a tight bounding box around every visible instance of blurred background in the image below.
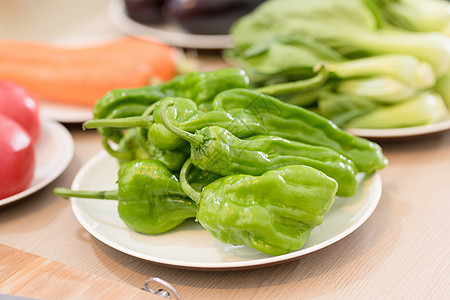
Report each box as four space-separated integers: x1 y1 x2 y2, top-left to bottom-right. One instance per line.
0 0 114 41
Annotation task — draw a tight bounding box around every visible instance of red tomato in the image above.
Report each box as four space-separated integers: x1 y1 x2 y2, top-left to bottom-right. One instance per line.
0 115 36 199
0 80 40 144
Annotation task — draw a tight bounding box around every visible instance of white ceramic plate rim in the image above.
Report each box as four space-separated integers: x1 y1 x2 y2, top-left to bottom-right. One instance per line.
107 0 233 49
0 118 74 207
347 116 450 139
39 100 93 124
70 151 382 270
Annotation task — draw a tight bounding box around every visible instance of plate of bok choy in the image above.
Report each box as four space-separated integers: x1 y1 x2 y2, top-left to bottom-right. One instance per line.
225 0 450 139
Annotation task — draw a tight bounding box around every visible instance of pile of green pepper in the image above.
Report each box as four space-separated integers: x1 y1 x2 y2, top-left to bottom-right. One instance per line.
55 68 387 256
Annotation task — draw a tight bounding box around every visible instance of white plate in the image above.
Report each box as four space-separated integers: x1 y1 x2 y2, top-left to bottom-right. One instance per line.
347 116 450 140
39 100 93 124
108 0 233 49
0 118 74 207
70 150 382 270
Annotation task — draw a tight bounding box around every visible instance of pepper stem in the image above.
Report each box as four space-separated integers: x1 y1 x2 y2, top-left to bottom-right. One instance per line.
254 62 329 96
101 137 133 160
180 159 201 203
159 99 204 148
54 188 119 200
135 103 159 156
83 116 153 129
83 102 157 129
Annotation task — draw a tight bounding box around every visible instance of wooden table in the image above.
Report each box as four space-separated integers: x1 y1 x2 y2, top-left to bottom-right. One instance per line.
1 95 449 300
1 1 449 299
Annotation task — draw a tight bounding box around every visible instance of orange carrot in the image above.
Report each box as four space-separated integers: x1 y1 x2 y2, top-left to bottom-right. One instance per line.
0 37 177 106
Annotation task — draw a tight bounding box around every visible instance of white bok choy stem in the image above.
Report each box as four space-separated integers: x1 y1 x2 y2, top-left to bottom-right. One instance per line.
336 76 418 103
346 92 448 129
330 54 436 89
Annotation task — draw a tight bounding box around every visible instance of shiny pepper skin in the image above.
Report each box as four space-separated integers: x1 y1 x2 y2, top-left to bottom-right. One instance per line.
160 100 358 197
102 128 188 172
54 159 197 234
211 89 388 174
182 162 338 256
116 159 196 234
148 97 260 150
91 68 249 144
189 126 356 196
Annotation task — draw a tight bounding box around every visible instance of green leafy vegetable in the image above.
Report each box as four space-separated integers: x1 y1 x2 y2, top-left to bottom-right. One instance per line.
227 0 450 129
434 72 450 108
345 92 447 128
336 76 417 103
372 0 450 35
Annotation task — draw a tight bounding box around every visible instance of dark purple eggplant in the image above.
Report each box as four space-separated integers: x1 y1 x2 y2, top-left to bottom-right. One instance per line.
164 0 266 35
125 0 166 24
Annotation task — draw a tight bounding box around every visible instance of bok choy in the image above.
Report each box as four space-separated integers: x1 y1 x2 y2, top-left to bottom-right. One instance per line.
345 92 447 129
227 0 450 129
371 0 450 36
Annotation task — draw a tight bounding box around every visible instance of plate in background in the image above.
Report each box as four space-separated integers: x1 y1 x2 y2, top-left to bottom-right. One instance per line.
39 100 93 124
108 0 233 49
0 118 74 207
347 116 450 140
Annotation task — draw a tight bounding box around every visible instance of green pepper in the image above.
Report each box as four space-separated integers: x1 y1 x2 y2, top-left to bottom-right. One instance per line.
85 97 260 150
94 68 249 119
86 66 328 148
211 89 387 173
134 126 189 172
180 159 338 256
92 64 325 123
171 67 250 106
147 99 198 150
148 98 262 150
91 68 249 142
54 159 197 235
101 128 150 165
87 86 386 175
160 99 358 197
91 105 189 172
187 165 223 193
93 87 166 144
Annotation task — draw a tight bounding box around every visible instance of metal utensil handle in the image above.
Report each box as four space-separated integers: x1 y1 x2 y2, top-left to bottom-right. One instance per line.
142 277 181 299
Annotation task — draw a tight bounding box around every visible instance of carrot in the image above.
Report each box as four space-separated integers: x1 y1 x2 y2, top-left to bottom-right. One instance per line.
0 59 155 106
0 37 177 106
